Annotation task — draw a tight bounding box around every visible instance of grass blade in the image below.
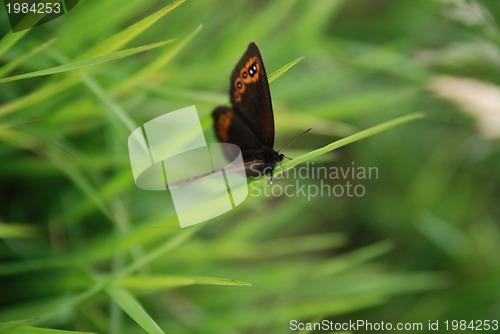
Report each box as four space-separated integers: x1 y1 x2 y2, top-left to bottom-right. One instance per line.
0 38 57 78
115 24 203 92
0 40 175 83
250 112 426 187
118 227 199 277
0 318 39 333
117 275 251 291
0 30 29 59
83 76 137 132
0 0 185 117
4 326 96 334
268 56 304 83
0 223 39 238
282 113 426 172
106 286 165 334
84 0 185 58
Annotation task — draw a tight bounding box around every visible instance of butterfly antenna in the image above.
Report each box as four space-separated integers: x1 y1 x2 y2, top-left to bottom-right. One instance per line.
277 128 312 153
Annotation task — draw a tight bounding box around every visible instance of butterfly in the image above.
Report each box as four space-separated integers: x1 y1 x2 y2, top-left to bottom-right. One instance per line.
212 42 284 179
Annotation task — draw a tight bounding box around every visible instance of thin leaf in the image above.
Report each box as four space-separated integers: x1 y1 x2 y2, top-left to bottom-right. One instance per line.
0 223 39 238
0 38 57 78
190 276 252 287
268 56 304 83
83 0 185 58
4 326 96 334
141 84 227 104
83 76 137 132
43 143 113 221
251 112 426 188
313 241 394 278
118 227 199 277
0 76 77 117
0 282 105 326
115 24 203 92
117 275 251 290
0 0 185 117
0 30 29 59
0 226 197 322
0 317 39 333
106 286 165 334
0 40 175 83
284 113 426 170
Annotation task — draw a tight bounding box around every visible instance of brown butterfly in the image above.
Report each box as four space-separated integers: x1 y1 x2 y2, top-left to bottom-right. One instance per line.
212 42 284 179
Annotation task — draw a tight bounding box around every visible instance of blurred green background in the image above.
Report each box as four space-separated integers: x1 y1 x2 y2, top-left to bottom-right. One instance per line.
1 0 499 333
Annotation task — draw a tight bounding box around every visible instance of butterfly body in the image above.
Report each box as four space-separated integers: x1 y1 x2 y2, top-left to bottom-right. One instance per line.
212 42 283 178
243 148 284 177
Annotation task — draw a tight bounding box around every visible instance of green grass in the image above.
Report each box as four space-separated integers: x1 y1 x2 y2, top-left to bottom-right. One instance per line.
1 0 500 333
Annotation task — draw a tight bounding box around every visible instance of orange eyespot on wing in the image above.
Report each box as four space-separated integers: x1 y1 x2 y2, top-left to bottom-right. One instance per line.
216 110 234 142
240 56 260 84
233 77 246 102
235 78 246 92
233 57 260 103
234 91 242 102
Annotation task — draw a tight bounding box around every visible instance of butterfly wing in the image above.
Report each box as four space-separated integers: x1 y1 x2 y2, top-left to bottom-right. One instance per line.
213 106 273 176
229 42 275 148
213 106 261 151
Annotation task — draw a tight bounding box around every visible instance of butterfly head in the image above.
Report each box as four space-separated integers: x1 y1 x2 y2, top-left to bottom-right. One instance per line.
266 149 285 184
263 149 285 178
275 151 285 164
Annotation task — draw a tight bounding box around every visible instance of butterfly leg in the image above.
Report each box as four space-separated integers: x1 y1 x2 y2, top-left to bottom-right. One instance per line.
278 160 287 179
